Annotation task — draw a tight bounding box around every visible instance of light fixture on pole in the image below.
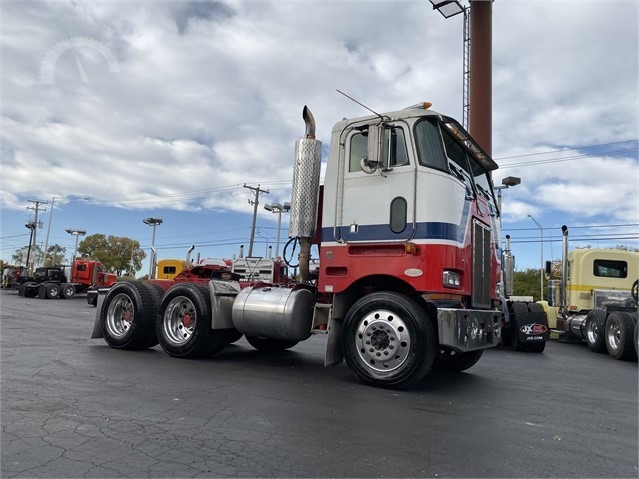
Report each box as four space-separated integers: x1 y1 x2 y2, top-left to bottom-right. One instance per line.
429 0 464 18
493 176 521 229
65 228 87 262
264 202 291 259
143 217 163 279
527 215 544 301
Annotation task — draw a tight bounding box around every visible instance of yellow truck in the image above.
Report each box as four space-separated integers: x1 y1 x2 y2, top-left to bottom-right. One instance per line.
156 259 187 280
544 225 638 360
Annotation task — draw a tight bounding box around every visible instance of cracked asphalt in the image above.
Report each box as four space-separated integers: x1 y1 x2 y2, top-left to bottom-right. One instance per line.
1 289 637 478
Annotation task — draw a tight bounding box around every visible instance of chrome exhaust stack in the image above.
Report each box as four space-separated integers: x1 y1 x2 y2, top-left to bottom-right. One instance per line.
561 225 569 311
288 106 322 282
503 235 515 298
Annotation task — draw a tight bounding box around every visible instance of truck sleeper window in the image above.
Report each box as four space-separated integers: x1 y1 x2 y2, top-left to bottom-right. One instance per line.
593 259 628 278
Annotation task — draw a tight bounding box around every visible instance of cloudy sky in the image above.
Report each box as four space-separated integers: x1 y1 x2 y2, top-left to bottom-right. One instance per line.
1 0 637 274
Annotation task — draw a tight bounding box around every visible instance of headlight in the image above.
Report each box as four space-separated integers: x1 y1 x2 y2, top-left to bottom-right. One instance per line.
443 270 461 289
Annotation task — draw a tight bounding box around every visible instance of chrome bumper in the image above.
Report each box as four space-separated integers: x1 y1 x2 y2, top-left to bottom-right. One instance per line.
437 308 502 352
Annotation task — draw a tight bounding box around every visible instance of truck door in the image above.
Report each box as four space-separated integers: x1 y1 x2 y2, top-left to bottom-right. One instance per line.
336 122 415 242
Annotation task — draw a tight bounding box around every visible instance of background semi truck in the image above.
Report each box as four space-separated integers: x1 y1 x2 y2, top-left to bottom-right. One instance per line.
544 225 638 360
18 259 116 299
92 102 547 389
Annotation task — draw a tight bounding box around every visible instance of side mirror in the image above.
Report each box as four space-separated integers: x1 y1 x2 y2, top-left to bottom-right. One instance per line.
363 124 384 173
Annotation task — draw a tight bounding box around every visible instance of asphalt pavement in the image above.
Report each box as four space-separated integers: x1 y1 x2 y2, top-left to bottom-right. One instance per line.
1 289 637 478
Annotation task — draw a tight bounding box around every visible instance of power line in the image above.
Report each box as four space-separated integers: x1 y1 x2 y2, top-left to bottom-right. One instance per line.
494 139 638 161
499 147 638 169
503 223 639 232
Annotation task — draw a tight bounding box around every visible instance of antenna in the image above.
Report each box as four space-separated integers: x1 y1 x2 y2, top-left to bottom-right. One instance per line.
336 89 387 120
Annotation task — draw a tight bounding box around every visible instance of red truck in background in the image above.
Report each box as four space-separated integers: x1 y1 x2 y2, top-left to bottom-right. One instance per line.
18 259 116 300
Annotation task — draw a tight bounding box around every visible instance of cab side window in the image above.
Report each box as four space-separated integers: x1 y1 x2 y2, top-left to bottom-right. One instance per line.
349 127 409 172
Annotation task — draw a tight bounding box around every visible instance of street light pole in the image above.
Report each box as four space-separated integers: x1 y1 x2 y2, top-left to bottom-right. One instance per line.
143 217 163 279
528 215 544 301
264 202 291 258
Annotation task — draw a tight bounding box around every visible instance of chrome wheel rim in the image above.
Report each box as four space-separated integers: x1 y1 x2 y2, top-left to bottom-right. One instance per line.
355 309 411 374
163 296 197 346
586 320 599 344
106 293 134 338
607 321 621 350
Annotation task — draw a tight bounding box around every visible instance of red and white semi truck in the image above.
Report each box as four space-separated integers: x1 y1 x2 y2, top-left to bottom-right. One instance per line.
92 103 543 388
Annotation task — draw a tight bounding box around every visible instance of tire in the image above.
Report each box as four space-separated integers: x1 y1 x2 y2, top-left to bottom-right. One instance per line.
157 283 230 359
341 292 436 389
432 348 483 372
605 311 637 361
23 282 38 298
510 302 528 352
584 309 607 353
634 316 638 358
100 281 159 350
45 283 60 299
141 283 165 348
61 284 76 299
246 336 298 352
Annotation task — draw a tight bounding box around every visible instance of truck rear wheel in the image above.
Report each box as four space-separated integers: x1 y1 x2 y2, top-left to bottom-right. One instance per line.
341 292 436 389
157 283 230 359
61 283 75 299
23 282 38 298
432 348 483 372
585 309 607 353
246 336 298 352
45 283 60 299
605 312 637 361
101 282 158 350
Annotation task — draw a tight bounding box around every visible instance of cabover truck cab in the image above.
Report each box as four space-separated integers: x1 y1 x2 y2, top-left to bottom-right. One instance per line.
93 103 504 389
548 225 638 360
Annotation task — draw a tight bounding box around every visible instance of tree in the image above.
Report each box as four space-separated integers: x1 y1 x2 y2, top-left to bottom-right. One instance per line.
11 245 41 267
78 234 146 276
43 244 66 267
513 268 547 302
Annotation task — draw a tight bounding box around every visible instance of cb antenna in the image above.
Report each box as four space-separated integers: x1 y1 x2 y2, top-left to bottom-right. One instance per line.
336 89 387 121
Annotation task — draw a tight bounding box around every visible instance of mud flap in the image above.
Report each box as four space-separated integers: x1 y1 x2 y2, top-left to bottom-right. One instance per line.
514 307 550 344
90 293 107 339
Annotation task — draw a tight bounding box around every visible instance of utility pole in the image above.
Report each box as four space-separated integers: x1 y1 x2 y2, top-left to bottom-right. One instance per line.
42 196 55 267
27 199 47 272
244 184 269 257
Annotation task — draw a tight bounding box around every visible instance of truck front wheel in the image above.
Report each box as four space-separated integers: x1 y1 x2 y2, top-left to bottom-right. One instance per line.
157 283 230 359
341 292 436 389
101 282 158 350
605 312 637 361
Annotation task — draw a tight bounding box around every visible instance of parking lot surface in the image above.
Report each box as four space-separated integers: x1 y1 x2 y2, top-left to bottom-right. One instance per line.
1 290 637 478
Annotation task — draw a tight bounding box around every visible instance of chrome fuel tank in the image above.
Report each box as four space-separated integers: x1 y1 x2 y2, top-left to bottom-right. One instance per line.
232 286 315 341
